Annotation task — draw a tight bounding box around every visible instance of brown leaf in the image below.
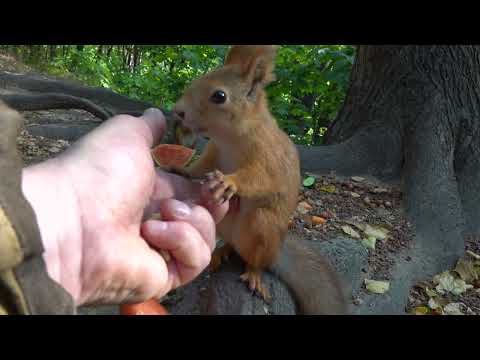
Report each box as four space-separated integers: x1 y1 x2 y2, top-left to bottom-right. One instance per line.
454 258 478 283
311 216 327 226
296 201 313 214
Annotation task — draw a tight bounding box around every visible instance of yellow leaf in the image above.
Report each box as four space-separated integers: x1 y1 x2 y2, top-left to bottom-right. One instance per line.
364 279 390 294
411 306 431 315
320 184 336 193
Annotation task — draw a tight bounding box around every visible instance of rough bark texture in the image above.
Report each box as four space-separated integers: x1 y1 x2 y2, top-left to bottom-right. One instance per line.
304 45 480 313
324 45 480 250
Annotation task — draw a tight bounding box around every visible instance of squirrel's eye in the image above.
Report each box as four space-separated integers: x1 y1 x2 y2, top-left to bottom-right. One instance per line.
210 90 227 104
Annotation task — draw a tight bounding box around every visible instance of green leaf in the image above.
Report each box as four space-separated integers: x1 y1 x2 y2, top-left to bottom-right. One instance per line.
303 176 316 187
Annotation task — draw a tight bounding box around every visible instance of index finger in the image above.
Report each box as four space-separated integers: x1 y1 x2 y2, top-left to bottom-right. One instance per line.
148 170 230 224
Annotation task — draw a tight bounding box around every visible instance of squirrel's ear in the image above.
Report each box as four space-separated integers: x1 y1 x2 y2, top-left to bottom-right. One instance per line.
225 45 278 93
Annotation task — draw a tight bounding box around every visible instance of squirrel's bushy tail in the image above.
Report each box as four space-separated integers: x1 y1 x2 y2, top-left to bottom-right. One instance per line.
269 234 349 315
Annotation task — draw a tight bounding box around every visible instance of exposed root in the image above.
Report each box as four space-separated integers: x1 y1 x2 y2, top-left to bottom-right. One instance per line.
298 127 403 180
1 93 112 120
402 101 465 261
0 71 152 116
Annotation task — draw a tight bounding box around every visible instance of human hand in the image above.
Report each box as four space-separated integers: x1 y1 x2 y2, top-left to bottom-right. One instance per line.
22 109 228 307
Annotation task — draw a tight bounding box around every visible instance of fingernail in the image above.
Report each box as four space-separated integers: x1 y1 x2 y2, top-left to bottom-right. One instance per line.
171 200 191 218
143 108 164 118
152 221 168 232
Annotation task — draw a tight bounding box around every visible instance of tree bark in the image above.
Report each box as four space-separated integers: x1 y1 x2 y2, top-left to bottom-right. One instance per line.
312 45 480 269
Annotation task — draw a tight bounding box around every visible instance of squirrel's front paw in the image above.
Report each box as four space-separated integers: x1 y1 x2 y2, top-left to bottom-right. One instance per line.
204 170 237 204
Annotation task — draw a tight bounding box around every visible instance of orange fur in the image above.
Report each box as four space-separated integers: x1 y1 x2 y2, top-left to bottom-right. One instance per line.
172 45 347 314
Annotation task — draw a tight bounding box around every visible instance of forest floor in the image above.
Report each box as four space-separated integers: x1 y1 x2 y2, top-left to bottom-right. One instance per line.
2 51 479 315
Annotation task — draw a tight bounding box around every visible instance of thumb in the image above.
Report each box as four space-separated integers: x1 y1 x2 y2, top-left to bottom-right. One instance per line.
139 108 167 147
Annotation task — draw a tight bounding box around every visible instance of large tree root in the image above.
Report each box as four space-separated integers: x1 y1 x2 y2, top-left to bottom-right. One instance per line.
0 71 153 116
0 93 113 120
403 101 466 261
298 126 403 181
299 106 474 314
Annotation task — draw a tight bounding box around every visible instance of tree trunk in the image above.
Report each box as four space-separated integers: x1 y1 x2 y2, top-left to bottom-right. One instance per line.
132 45 139 71
49 45 56 61
302 46 480 310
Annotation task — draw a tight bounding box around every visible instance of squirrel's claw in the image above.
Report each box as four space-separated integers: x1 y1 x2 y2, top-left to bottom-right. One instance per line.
240 270 272 304
204 169 237 204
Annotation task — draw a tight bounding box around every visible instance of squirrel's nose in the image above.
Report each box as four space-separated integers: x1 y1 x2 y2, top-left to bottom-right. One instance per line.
175 110 185 120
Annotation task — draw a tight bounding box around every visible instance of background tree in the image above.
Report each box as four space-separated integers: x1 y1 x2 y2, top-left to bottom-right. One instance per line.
304 45 480 279
0 45 354 145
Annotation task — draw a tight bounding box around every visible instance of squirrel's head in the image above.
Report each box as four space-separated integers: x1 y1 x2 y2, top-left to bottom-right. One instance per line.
173 45 278 141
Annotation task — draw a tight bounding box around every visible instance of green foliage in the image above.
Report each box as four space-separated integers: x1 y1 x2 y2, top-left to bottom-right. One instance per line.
1 45 355 145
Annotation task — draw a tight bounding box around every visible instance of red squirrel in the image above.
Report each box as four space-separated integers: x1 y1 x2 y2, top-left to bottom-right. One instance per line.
171 45 348 314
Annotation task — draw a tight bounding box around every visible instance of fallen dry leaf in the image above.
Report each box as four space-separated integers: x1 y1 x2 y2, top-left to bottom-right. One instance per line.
434 271 474 296
296 201 313 215
454 258 478 284
466 250 480 260
361 236 377 250
320 184 336 193
425 287 438 298
363 224 390 241
411 306 431 315
427 297 442 310
341 225 361 239
443 302 464 315
311 216 327 226
372 187 388 194
365 279 390 294
351 176 365 182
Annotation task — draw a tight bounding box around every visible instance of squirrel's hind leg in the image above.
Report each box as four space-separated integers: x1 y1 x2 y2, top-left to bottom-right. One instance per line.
239 267 272 304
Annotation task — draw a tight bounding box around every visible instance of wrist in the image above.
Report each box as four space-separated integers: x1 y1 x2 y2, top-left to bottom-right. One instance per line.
21 157 83 304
